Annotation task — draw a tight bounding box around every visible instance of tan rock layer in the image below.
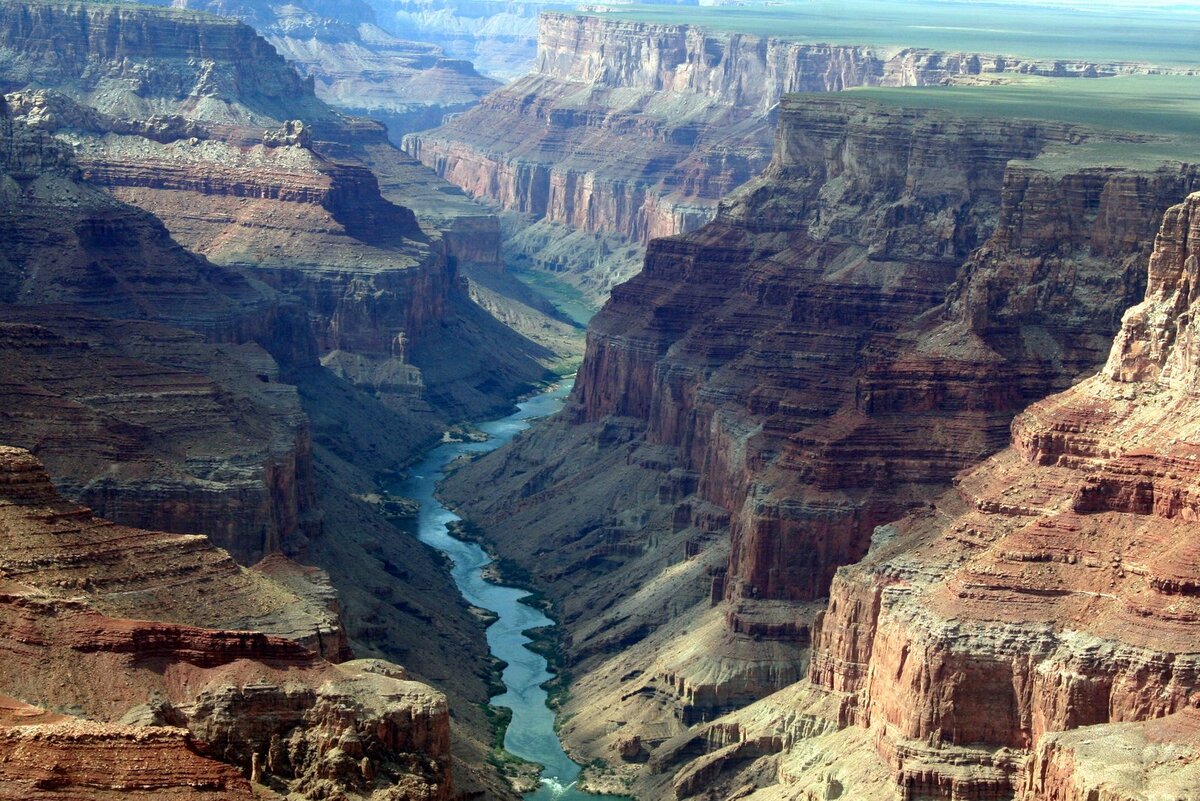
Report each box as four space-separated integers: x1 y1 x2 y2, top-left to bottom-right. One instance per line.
0 446 453 801
799 194 1200 799
406 12 1190 296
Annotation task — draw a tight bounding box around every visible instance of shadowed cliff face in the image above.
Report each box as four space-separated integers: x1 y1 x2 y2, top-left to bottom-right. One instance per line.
0 0 560 430
0 444 453 800
0 76 511 801
0 94 322 564
440 94 1200 796
406 12 1185 302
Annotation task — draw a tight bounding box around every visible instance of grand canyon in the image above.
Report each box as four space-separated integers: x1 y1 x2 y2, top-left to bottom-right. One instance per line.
1 0 1198 800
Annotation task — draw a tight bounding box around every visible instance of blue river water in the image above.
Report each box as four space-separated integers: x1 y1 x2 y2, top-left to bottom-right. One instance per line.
397 380 630 801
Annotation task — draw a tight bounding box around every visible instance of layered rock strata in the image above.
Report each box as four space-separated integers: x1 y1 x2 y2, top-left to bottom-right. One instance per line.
442 93 1200 792
681 191 1200 801
0 0 559 425
0 9 550 794
0 92 322 563
0 445 453 800
143 0 500 141
406 12 1180 299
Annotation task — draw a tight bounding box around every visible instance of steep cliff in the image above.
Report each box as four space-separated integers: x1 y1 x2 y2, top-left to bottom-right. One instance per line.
0 0 562 423
441 92 1200 794
692 191 1200 801
406 12 1179 300
141 0 500 140
0 445 454 800
0 91 322 563
0 49 513 796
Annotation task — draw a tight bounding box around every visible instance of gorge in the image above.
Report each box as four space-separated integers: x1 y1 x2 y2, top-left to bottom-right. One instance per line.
3 0 1200 800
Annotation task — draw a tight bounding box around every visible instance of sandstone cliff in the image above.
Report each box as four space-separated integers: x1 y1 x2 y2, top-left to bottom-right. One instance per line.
142 0 500 140
440 92 1200 795
0 445 453 800
406 12 1180 301
663 191 1200 801
0 0 560 428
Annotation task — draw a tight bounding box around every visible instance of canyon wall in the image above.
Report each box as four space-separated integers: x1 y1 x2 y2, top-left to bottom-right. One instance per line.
0 93 321 564
142 0 500 141
406 11 1177 300
0 0 559 425
758 190 1200 800
0 444 454 800
0 11 543 794
441 91 1200 795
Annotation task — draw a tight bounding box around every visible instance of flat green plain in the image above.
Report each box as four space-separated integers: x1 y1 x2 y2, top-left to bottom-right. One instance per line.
593 1 1200 67
843 75 1200 167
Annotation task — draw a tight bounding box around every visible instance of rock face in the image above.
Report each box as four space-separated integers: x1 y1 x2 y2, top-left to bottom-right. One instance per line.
142 0 500 141
767 191 1200 800
370 0 541 81
0 90 322 563
406 12 1181 300
441 93 1200 795
0 0 562 425
0 701 257 801
0 445 453 800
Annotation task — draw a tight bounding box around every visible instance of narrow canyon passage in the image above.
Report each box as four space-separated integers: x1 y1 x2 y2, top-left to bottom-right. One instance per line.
396 380 627 801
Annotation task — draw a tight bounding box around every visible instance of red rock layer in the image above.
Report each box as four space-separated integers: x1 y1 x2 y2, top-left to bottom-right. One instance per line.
405 12 1184 296
0 444 343 655
0 713 255 800
0 446 453 801
799 193 1200 799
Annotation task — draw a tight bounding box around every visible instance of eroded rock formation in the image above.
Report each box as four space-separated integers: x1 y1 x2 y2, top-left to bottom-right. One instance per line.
0 18 529 795
441 92 1200 796
406 12 1183 300
0 445 453 799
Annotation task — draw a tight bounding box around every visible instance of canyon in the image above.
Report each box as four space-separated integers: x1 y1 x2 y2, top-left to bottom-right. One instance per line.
0 1 585 796
441 73 1200 797
405 11 1191 301
140 0 501 141
4 0 1200 799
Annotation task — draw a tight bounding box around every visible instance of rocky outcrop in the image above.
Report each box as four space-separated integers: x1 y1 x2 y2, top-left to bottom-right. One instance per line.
441 93 1200 793
779 192 1200 799
142 0 500 141
0 0 562 419
0 704 256 800
0 445 453 800
406 12 1183 300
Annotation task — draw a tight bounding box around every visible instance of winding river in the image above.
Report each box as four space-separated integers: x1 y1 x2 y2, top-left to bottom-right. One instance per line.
397 380 628 801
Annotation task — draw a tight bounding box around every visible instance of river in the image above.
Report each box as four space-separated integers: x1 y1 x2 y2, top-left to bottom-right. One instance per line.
397 380 631 801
